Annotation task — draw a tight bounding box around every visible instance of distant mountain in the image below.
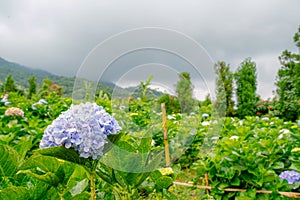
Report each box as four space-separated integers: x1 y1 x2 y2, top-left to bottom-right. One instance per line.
0 57 77 96
0 57 164 98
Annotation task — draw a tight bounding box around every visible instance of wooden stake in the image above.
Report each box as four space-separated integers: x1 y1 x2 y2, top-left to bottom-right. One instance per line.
161 103 170 167
205 174 209 195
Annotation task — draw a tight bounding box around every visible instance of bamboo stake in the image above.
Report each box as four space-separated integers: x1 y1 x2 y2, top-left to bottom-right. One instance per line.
161 103 170 167
204 174 209 195
173 181 300 198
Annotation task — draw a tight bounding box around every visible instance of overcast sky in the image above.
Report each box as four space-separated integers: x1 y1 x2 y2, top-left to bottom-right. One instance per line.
0 0 300 100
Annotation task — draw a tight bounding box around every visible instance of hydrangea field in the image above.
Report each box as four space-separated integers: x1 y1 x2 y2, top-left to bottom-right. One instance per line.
0 92 300 199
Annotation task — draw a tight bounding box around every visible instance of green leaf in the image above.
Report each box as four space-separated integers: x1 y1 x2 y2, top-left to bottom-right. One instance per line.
112 170 127 187
13 136 34 160
103 132 125 153
115 141 136 152
155 176 173 190
289 163 300 171
96 162 114 185
134 172 151 188
150 170 163 181
0 186 30 200
69 178 89 197
163 188 178 200
137 136 152 153
19 154 60 172
18 170 61 187
28 181 52 200
0 133 15 143
231 177 240 186
271 161 284 169
37 146 92 169
72 192 91 200
0 144 20 177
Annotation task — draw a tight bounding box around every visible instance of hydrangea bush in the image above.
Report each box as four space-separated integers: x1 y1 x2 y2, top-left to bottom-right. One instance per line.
279 170 300 184
4 107 24 117
40 102 121 159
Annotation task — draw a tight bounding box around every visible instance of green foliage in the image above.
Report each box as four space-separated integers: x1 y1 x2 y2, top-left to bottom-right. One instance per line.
214 61 234 117
0 144 21 177
175 72 195 113
28 76 37 99
157 94 180 114
276 26 300 122
4 75 17 93
38 78 52 98
1 81 300 199
193 117 300 198
234 58 258 118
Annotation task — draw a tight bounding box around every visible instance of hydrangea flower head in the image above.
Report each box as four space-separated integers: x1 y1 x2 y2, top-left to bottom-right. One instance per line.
4 107 24 117
40 102 121 160
1 94 11 106
32 99 48 110
279 170 300 184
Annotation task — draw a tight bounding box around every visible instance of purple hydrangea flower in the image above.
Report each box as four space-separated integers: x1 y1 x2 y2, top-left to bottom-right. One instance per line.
1 94 11 106
279 170 300 184
32 99 48 110
40 102 121 160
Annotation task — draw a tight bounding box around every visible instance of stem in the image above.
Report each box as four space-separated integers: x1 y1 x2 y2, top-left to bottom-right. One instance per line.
58 193 65 200
89 161 98 200
90 170 96 200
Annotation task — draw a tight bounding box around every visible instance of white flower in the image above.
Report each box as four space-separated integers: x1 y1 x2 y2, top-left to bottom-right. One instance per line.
151 140 155 146
202 113 209 118
167 115 176 120
230 136 239 140
262 117 269 121
211 136 219 140
238 120 243 126
119 105 126 110
270 122 274 125
279 129 291 134
201 121 210 126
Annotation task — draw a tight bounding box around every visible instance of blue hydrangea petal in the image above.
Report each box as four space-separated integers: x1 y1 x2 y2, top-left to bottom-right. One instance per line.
40 102 121 160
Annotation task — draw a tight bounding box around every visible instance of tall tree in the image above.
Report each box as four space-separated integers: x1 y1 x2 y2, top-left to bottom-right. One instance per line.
276 26 300 121
234 58 258 118
28 76 37 99
4 75 17 92
39 78 52 98
175 72 195 113
214 61 234 117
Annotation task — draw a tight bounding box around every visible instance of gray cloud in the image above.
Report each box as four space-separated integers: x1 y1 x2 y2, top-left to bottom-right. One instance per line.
0 0 299 99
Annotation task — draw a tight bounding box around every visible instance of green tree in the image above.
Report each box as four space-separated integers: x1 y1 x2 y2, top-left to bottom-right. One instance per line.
157 94 180 114
234 58 258 118
4 75 17 92
175 72 195 113
39 78 52 98
138 75 154 101
214 61 234 117
28 76 37 99
276 26 300 121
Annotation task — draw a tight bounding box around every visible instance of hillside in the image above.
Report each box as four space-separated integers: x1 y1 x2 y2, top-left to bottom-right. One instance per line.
0 57 163 98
